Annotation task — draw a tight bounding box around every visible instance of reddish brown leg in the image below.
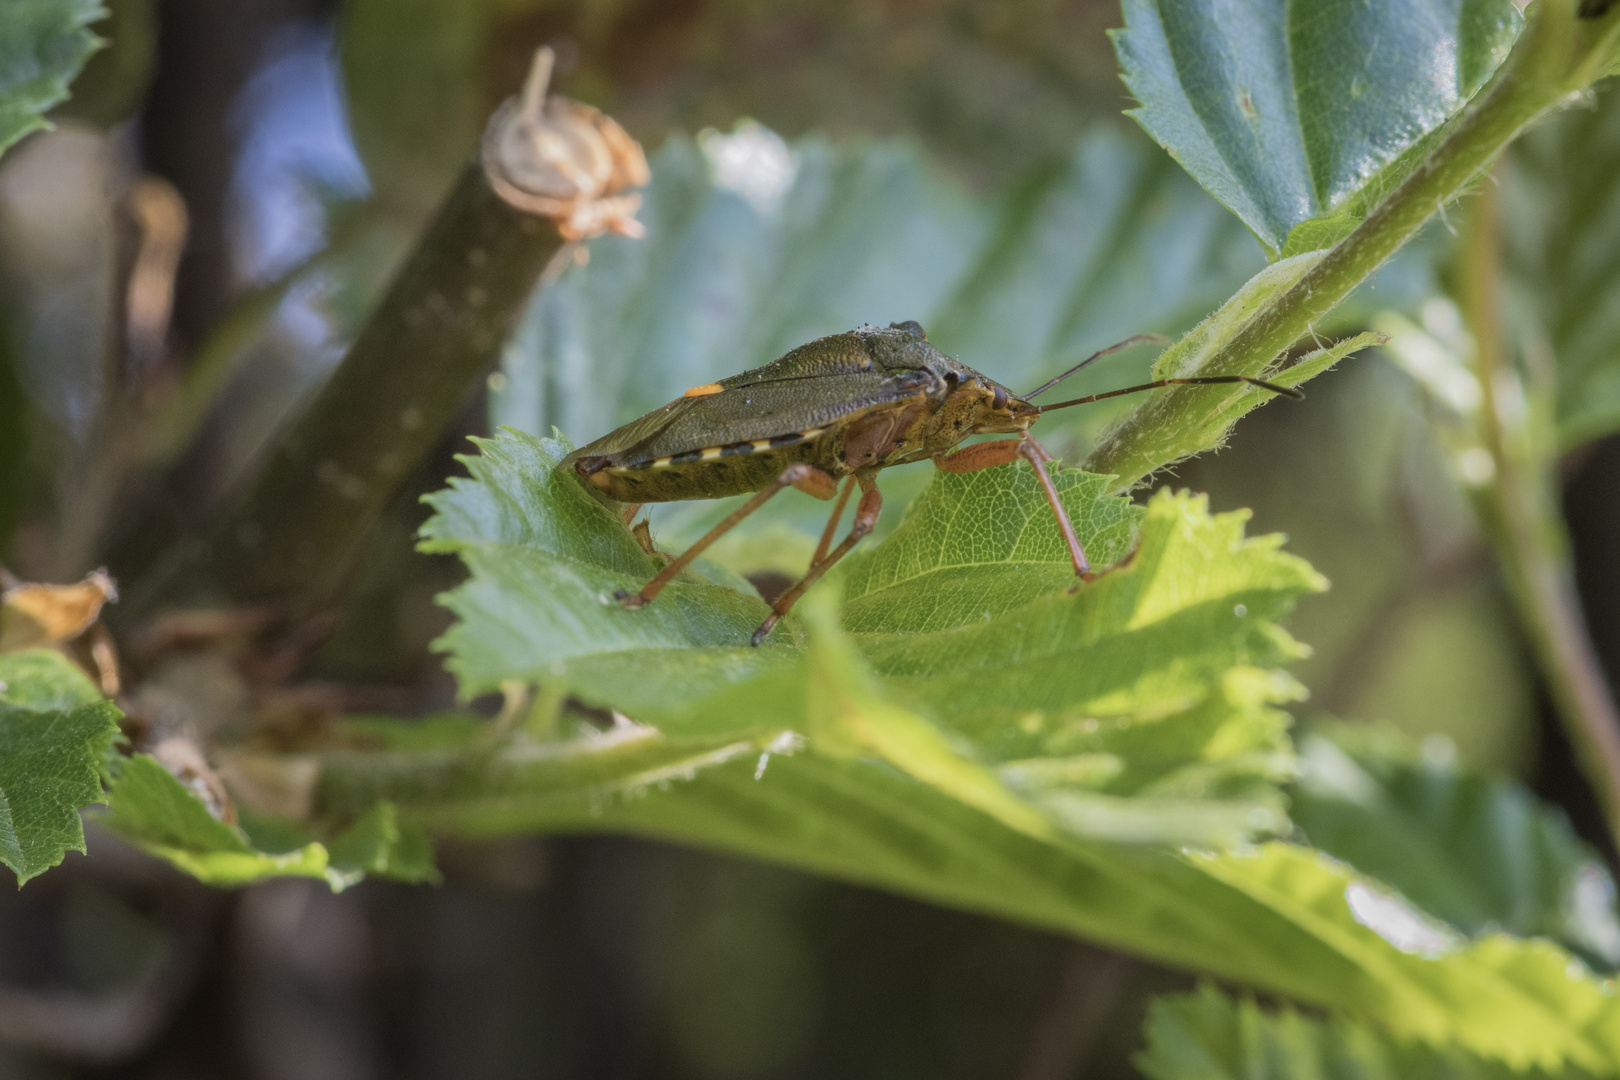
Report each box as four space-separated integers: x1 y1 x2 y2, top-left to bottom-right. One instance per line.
618 502 662 556
618 464 838 608
934 435 1090 576
751 472 881 646
934 438 1025 473
813 476 856 565
630 519 659 557
1019 434 1090 577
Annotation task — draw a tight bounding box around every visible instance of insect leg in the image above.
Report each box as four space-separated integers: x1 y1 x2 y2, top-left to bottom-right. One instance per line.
934 437 1090 576
616 464 838 609
933 438 1024 473
751 472 882 646
630 518 659 557
812 477 857 565
1019 434 1090 577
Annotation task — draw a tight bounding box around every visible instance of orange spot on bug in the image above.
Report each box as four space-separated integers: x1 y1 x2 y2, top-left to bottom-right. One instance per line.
683 382 724 397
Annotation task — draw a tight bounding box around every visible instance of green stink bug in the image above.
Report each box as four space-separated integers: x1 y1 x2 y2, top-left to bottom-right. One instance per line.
564 321 1297 645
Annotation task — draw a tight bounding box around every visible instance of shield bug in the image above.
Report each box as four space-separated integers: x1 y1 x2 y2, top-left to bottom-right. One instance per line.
564 321 1298 645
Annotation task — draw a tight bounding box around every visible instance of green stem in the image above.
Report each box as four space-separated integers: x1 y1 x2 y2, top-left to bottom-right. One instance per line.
1461 173 1620 854
1087 0 1598 488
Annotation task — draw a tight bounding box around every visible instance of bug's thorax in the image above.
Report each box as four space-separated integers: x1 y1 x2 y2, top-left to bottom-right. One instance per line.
904 368 1039 458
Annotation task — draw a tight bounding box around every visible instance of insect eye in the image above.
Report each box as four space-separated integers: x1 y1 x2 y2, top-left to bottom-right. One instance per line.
944 372 960 391
992 385 1008 410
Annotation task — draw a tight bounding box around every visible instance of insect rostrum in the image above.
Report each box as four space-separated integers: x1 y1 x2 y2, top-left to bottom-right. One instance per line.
563 321 1297 645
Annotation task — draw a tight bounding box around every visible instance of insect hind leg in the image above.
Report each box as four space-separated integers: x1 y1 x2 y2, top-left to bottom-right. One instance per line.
751 472 881 646
617 464 837 609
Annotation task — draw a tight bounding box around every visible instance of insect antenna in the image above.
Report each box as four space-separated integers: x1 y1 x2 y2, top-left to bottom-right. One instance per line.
1036 374 1304 414
1024 334 1171 399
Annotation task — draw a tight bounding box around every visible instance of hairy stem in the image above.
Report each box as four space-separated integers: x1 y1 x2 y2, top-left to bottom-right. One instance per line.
1088 0 1611 488
1461 173 1620 854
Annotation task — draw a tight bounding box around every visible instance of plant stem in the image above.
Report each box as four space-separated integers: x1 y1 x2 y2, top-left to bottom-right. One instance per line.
128 52 647 617
1460 172 1620 854
1088 0 1600 489
202 165 567 609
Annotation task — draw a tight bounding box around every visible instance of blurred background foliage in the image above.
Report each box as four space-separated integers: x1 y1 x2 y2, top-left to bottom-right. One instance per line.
2 0 1619 1076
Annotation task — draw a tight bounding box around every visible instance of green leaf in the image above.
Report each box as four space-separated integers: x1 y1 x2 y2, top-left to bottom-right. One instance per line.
1088 0 1620 492
421 428 779 707
352 427 1620 1070
0 0 106 158
1112 0 1523 257
0 647 118 885
852 484 1322 845
0 653 438 889
1135 984 1588 1080
1292 725 1620 968
839 467 1141 635
1192 844 1620 1071
0 696 118 885
395 749 1620 1073
419 426 1320 846
324 801 439 884
391 436 1620 1066
0 647 101 710
98 754 351 888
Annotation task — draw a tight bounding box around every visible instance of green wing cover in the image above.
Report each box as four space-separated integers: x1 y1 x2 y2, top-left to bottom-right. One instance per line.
571 372 936 467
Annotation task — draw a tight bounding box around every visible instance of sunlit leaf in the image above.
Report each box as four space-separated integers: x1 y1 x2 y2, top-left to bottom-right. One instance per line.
420 429 779 708
1192 844 1620 1071
96 736 440 888
1112 0 1522 257
98 755 348 888
1136 984 1587 1080
399 748 1620 1073
420 427 1318 845
1292 725 1620 969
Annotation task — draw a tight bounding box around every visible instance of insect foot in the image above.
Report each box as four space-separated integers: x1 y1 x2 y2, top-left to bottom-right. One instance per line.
614 588 650 609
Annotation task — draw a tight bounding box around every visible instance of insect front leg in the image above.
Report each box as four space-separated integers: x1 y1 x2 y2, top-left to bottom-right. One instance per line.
616 464 839 609
751 471 881 646
934 435 1090 577
618 502 664 557
812 477 857 565
933 438 1025 473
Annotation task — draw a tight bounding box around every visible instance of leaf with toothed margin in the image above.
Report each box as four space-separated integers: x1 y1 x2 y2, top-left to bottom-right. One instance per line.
419 426 1322 848
0 0 106 159
0 649 119 885
1135 984 1597 1080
